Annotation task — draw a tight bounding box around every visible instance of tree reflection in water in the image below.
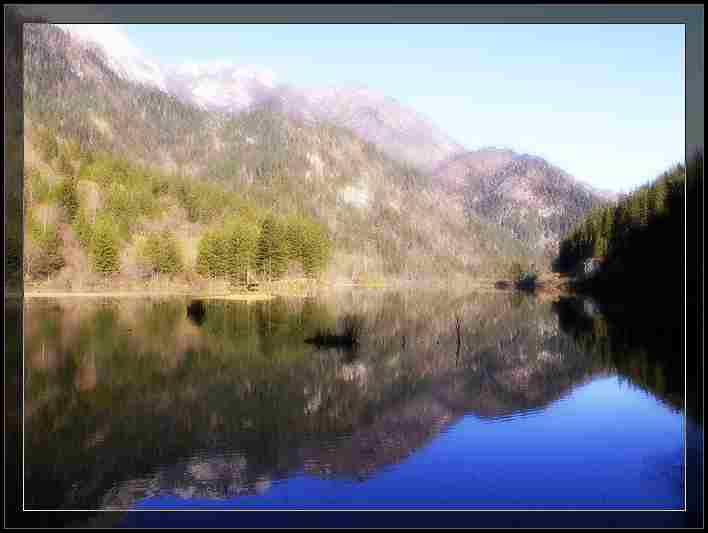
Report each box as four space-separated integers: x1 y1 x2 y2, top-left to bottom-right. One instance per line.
23 290 684 510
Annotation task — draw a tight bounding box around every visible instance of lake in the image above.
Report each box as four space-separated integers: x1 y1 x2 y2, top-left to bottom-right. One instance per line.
23 289 686 510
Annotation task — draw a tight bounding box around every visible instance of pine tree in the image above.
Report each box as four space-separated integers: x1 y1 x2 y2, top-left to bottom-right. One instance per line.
301 220 331 278
197 231 217 278
197 230 228 279
224 218 260 285
160 231 182 274
143 230 182 275
196 234 213 278
90 216 120 275
653 180 667 217
646 185 658 222
256 214 288 280
284 214 306 265
636 190 649 228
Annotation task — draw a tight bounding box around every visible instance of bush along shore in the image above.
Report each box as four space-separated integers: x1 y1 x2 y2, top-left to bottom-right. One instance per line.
494 260 573 300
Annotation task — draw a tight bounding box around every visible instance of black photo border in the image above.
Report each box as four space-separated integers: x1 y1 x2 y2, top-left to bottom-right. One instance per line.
3 3 704 529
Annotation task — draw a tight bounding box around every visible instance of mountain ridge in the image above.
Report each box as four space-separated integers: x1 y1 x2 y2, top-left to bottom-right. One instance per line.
23 22 547 288
52 24 608 236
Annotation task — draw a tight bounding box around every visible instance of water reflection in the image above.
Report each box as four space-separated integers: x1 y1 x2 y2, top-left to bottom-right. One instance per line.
23 291 684 510
553 295 684 415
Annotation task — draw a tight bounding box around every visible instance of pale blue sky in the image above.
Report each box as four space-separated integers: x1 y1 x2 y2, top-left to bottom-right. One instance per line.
123 24 685 192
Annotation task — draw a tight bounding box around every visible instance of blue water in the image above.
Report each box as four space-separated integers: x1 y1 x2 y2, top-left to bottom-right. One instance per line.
23 294 686 512
134 377 683 510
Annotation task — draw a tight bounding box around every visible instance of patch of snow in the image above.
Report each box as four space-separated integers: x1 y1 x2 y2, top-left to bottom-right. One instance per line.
168 62 280 112
338 182 370 209
58 23 168 92
193 79 238 108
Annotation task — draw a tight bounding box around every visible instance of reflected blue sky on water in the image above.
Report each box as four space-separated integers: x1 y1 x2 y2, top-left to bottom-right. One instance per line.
135 377 683 510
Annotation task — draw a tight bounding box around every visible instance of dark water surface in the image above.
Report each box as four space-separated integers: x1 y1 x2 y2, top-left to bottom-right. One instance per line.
23 290 686 510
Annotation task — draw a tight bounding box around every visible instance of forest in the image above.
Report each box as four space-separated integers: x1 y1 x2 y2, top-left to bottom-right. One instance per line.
555 151 701 307
25 127 331 288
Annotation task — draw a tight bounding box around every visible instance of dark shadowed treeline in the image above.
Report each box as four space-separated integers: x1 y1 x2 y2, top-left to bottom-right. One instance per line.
554 152 702 427
555 152 701 312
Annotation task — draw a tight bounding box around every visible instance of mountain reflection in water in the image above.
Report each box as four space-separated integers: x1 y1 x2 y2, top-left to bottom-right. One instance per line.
23 290 684 510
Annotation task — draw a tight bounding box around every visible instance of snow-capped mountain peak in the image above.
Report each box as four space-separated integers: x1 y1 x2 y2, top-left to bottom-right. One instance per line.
164 61 279 112
57 24 168 92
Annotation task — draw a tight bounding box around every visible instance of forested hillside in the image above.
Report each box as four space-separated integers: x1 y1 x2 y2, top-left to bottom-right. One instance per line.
555 152 699 307
554 153 698 414
23 23 542 290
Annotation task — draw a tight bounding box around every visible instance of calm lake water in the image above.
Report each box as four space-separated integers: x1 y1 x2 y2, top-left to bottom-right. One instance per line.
23 290 686 510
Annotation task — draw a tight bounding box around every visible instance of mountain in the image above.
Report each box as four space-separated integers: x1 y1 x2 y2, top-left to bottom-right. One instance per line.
150 51 606 252
49 24 607 255
430 147 518 193
432 149 606 253
53 26 466 172
165 61 279 113
163 66 466 173
271 84 466 173
56 24 169 91
23 23 543 288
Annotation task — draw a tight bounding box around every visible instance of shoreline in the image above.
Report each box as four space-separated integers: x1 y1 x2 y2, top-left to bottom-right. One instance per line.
23 290 276 301
21 276 573 301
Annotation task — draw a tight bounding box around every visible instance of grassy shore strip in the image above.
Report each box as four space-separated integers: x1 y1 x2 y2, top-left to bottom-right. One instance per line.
23 290 276 301
199 293 275 302
22 277 540 300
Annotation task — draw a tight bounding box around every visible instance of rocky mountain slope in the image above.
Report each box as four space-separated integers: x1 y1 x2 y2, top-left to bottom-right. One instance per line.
23 23 542 285
161 67 466 173
431 150 604 253
270 84 466 173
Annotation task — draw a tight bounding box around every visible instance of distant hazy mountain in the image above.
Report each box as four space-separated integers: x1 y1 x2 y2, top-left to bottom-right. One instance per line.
162 63 466 173
165 61 279 113
430 148 518 193
433 149 606 252
272 84 467 173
